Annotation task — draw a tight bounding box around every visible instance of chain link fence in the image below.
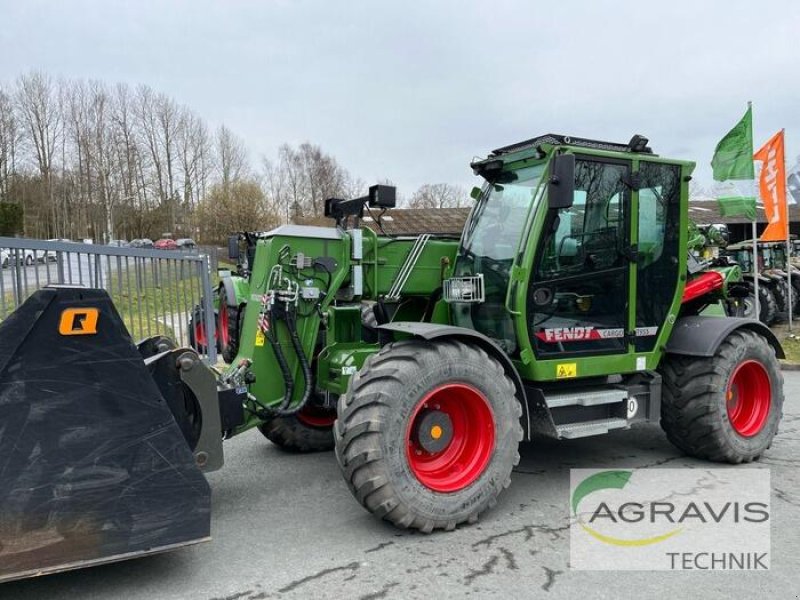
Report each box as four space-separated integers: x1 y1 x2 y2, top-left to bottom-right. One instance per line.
0 237 218 363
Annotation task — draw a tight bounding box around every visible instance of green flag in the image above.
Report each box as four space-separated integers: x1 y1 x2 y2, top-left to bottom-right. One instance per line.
711 106 756 219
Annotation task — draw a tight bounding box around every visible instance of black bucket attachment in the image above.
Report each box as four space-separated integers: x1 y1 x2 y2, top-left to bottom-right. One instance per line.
0 287 211 582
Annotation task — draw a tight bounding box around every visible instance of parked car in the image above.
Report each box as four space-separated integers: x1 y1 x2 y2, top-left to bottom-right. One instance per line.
155 238 178 250
176 238 197 250
108 239 130 248
39 238 76 263
1 247 36 267
130 238 154 249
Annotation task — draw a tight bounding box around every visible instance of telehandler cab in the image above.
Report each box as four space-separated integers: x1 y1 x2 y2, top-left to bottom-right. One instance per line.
0 133 784 581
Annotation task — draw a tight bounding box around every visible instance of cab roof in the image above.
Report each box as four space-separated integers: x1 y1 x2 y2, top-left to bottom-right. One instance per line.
490 133 654 158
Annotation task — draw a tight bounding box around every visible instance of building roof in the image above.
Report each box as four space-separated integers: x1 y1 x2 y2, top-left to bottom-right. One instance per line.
299 200 798 238
688 199 800 225
361 208 470 236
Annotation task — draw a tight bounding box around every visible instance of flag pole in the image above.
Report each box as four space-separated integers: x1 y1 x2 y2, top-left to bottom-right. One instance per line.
783 128 793 330
750 102 760 320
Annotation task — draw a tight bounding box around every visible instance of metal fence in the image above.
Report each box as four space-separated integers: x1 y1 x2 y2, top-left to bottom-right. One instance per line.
0 237 218 363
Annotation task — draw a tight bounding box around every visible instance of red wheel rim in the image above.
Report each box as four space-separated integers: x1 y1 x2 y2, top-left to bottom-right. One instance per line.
296 405 337 428
406 383 495 493
726 360 771 437
195 321 207 346
218 294 230 348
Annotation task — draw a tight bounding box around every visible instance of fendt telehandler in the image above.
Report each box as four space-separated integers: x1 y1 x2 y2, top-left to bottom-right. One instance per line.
0 134 785 582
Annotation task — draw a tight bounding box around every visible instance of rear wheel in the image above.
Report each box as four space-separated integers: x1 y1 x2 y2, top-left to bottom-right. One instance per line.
769 279 789 315
747 283 778 324
659 329 783 463
188 306 217 354
789 275 800 312
258 402 336 452
218 289 243 364
335 339 522 532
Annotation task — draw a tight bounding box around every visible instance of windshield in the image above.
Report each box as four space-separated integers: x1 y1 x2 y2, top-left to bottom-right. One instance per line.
452 164 546 352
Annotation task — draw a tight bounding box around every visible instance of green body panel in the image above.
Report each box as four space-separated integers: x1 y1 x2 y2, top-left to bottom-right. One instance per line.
228 227 457 434
228 275 250 306
360 230 458 298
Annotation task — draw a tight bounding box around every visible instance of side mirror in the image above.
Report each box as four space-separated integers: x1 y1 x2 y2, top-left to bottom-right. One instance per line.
548 154 575 210
228 235 240 261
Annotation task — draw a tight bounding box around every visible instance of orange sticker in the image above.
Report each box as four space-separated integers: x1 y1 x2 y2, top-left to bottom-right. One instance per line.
59 307 99 336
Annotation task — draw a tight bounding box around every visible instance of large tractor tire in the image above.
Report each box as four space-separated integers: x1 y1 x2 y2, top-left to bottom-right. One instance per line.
335 339 523 532
218 288 244 364
789 275 800 311
744 283 778 324
659 329 783 463
768 280 789 315
188 304 218 355
259 404 337 452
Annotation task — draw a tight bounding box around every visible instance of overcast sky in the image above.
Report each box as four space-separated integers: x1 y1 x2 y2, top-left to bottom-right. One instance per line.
1 0 798 197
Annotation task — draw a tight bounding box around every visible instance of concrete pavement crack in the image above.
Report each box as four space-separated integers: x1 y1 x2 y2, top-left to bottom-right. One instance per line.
277 561 361 593
499 547 518 570
774 487 800 508
541 566 563 592
464 555 499 585
209 592 254 600
364 541 395 554
359 581 399 600
472 523 569 549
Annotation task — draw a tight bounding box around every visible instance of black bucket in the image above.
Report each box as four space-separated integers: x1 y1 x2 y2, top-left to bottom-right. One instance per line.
0 287 211 582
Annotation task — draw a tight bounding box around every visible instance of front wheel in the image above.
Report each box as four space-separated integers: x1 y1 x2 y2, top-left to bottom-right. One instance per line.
659 328 783 463
335 339 522 532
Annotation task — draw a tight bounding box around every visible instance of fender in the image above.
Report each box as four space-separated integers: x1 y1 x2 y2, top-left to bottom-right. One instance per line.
219 274 249 308
665 316 784 359
742 273 775 286
377 322 531 436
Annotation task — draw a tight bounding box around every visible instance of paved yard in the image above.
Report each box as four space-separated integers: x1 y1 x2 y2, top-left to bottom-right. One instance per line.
3 374 799 600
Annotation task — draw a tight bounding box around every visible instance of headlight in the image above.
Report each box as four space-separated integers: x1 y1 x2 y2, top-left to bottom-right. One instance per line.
443 274 485 304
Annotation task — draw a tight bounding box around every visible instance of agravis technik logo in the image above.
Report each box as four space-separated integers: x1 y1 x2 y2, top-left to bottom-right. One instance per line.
569 469 771 570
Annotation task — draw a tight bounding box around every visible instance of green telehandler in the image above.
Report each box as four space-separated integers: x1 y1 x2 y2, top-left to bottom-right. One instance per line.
0 133 785 581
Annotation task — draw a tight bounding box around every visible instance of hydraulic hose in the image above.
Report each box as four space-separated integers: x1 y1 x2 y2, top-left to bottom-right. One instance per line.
255 303 313 419
265 303 294 411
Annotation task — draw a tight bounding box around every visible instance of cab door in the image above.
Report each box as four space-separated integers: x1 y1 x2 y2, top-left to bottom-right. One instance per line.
527 156 633 357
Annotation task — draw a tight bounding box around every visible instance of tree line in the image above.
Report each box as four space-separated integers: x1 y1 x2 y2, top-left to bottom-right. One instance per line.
0 72 469 244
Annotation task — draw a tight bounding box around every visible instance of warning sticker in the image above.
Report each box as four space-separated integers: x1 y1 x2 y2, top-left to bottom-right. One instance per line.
255 330 266 347
556 363 577 379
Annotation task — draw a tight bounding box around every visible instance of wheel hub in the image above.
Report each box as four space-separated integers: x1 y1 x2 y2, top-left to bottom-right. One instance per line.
414 411 453 453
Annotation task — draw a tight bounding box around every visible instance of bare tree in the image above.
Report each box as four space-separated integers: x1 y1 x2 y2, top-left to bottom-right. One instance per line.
0 86 20 200
262 142 354 223
14 72 63 236
2 71 415 244
408 183 468 209
216 125 249 188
